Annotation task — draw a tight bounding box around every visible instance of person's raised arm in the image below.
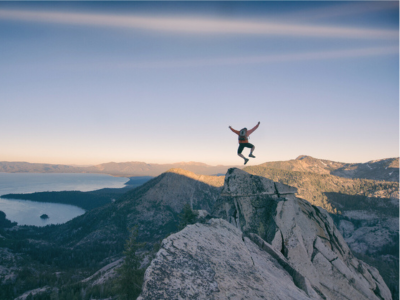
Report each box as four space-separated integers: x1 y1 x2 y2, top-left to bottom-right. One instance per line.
229 126 239 135
247 122 260 135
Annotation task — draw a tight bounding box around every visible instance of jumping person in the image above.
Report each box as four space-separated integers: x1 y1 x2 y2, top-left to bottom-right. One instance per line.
229 122 260 165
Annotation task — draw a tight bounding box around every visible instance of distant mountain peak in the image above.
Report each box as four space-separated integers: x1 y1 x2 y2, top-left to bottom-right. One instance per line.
164 168 198 177
175 161 208 166
163 168 225 187
257 156 399 182
295 155 310 160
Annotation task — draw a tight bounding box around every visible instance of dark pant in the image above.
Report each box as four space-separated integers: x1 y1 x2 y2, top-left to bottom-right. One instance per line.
238 143 254 154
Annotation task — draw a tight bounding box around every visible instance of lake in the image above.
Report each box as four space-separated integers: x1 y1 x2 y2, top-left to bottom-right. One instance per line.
0 173 128 226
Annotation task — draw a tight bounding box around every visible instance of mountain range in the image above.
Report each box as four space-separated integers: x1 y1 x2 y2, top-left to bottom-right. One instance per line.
1 155 398 180
0 161 238 176
255 155 399 182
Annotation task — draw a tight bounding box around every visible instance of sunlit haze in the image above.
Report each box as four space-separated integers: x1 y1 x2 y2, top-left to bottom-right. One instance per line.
0 1 398 166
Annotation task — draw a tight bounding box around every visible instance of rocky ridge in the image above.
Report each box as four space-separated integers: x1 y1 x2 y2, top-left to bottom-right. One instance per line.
259 155 399 182
140 168 392 299
32 168 224 251
115 168 223 242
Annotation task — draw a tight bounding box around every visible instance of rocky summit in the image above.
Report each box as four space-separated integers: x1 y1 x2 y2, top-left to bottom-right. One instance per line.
139 168 392 300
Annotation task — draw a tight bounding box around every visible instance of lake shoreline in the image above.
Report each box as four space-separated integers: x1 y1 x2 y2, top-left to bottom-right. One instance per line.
1 176 152 211
0 173 151 226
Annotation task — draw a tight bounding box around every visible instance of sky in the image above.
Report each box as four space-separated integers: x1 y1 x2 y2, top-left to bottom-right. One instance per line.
0 1 398 166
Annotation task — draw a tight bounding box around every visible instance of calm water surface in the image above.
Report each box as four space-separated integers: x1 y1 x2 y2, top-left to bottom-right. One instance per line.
0 173 128 226
0 198 86 227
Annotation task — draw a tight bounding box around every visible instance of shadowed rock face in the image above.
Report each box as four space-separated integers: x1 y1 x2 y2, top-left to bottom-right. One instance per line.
214 167 298 239
213 168 392 300
103 168 223 244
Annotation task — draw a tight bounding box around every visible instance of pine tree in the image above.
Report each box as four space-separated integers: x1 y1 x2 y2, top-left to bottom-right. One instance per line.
114 226 145 300
178 203 198 230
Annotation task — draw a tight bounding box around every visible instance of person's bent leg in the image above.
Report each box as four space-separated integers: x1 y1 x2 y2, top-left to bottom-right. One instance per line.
249 145 256 158
238 145 249 164
239 154 249 164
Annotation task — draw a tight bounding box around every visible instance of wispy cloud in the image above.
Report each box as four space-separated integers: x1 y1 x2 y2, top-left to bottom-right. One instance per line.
53 46 398 70
278 1 399 22
125 46 400 68
0 9 397 39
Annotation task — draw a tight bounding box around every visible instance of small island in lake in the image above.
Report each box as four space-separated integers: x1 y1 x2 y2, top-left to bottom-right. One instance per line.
40 214 49 219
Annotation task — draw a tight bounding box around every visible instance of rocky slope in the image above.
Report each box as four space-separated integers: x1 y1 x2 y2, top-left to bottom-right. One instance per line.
258 155 399 182
332 203 399 298
139 219 314 300
243 164 398 216
331 157 399 182
214 168 392 299
115 168 224 242
244 162 399 297
43 168 224 249
139 168 391 300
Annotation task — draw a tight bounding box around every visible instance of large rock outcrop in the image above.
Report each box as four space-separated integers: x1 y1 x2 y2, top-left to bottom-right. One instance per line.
138 218 314 300
213 168 392 300
138 168 392 300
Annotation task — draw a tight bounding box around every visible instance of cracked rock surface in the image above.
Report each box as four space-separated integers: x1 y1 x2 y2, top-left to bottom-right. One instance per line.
138 219 312 300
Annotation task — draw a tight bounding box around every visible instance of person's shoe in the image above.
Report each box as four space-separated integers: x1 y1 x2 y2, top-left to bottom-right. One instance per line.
249 154 256 158
244 158 249 165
